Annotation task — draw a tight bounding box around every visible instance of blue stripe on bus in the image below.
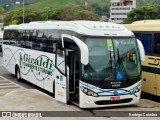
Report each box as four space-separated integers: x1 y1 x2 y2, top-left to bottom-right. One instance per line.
80 81 141 95
4 48 26 67
33 60 64 81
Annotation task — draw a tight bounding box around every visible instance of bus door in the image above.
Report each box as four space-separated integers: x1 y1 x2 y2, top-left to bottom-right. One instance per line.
66 50 76 94
61 34 89 105
55 48 68 103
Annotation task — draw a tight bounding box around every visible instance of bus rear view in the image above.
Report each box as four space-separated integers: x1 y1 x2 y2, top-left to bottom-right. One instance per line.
3 21 145 108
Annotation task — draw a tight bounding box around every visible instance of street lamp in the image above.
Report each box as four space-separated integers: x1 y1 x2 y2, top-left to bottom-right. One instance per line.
45 7 49 21
23 0 24 23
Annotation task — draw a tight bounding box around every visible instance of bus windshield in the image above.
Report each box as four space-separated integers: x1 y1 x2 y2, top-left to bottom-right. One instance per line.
82 37 141 81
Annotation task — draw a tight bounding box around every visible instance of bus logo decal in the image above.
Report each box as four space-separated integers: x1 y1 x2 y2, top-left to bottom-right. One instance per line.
148 57 160 66
3 47 64 81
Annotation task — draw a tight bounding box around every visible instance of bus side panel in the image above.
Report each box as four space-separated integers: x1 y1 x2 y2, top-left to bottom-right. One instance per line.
27 49 37 85
141 71 157 95
155 74 160 97
19 48 32 82
27 50 55 92
3 45 20 75
3 44 55 93
30 50 44 88
43 53 56 93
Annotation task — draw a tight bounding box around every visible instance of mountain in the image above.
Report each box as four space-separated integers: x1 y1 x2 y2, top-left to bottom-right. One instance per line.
1 0 160 16
1 0 160 7
3 0 111 16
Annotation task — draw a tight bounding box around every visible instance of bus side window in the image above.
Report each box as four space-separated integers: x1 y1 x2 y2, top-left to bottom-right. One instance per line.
142 34 152 54
46 30 62 53
154 33 160 55
17 31 23 47
3 30 11 45
30 30 37 50
10 30 16 46
134 33 142 40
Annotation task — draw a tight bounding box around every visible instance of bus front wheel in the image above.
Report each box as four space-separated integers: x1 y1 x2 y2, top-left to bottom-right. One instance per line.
16 66 22 82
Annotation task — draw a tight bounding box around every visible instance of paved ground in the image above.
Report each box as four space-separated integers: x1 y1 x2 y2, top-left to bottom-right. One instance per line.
0 57 159 120
0 75 24 96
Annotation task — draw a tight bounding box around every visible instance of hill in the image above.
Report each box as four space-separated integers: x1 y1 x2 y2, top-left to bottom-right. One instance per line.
5 0 110 16
2 0 160 16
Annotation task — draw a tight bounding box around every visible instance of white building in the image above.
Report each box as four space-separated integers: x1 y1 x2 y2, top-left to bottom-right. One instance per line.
110 0 136 23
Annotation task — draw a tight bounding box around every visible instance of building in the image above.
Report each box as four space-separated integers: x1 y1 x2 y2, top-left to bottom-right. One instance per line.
110 0 136 23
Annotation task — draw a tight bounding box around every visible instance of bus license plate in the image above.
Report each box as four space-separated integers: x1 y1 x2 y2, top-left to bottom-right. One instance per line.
110 96 120 101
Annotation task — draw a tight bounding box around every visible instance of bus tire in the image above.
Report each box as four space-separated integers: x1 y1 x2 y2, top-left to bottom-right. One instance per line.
16 66 22 82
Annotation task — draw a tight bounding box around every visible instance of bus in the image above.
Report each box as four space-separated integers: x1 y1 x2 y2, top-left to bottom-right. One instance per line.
3 21 145 108
123 20 160 98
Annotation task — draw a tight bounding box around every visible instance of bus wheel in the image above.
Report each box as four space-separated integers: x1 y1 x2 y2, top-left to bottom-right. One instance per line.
16 67 22 82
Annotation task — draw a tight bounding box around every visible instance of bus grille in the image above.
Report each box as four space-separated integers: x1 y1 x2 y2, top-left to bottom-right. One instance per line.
95 98 133 105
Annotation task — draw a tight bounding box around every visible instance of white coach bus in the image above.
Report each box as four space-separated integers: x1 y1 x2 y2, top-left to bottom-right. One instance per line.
3 21 145 108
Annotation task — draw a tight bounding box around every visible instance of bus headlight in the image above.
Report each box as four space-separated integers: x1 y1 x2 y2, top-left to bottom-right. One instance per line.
80 86 99 97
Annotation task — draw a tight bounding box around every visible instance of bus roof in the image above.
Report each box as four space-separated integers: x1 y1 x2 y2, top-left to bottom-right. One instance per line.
122 20 160 32
4 20 133 37
132 20 160 24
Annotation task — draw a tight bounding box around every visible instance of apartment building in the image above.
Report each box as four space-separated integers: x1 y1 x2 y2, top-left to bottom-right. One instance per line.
110 0 136 23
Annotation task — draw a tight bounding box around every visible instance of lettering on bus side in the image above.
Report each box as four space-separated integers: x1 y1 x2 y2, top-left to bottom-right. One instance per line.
19 53 53 75
148 57 160 66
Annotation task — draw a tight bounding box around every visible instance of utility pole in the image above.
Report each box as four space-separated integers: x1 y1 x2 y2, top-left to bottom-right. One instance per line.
23 0 24 23
45 7 49 21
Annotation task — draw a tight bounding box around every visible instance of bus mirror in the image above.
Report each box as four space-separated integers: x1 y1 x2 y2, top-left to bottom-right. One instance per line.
62 34 88 65
72 36 89 65
137 39 145 61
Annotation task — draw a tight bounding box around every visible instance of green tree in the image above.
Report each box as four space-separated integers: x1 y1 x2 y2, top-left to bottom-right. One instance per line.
3 9 39 25
40 8 61 21
76 10 98 20
59 4 99 21
0 5 4 14
124 4 160 23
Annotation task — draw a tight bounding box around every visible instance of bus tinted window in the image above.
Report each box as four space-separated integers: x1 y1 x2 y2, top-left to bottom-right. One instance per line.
154 33 160 54
31 30 61 52
134 33 142 40
3 30 17 45
142 34 152 54
3 29 63 52
134 33 152 54
3 30 11 45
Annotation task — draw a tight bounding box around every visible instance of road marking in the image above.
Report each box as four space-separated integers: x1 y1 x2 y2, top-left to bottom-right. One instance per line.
0 75 24 90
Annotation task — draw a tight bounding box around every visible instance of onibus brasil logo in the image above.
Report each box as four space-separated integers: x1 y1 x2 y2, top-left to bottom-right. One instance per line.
19 53 54 75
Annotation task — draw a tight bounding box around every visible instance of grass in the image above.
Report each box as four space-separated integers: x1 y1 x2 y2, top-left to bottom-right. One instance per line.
26 0 76 11
8 0 110 12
